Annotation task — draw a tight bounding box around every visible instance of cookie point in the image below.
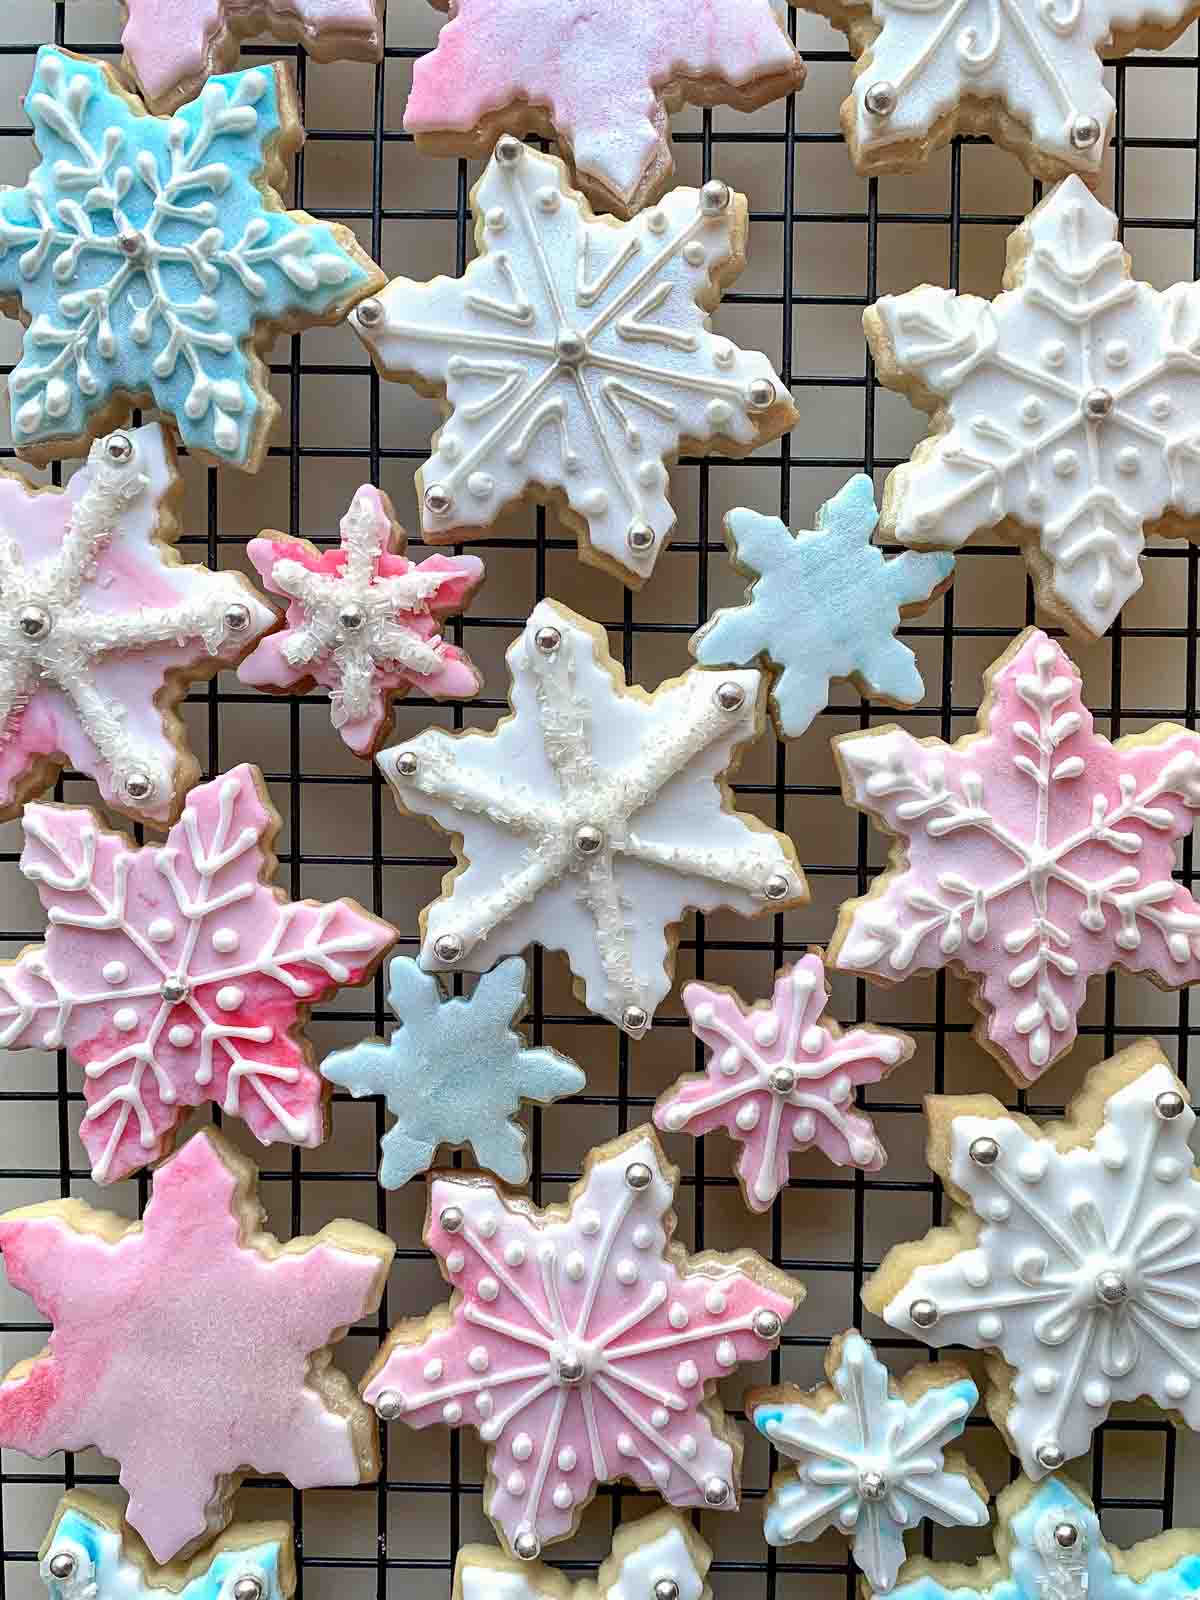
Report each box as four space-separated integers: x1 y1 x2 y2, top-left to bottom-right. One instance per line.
374 1389 404 1421
700 179 731 216
1156 1089 1186 1119
513 1531 541 1561
233 1578 263 1600
47 1554 76 1581
969 1134 1000 1166
746 377 778 411
356 297 384 328
704 1475 731 1505
909 1297 939 1329
627 519 656 553
1036 1440 1066 1470
1070 114 1102 149
103 431 136 465
394 749 419 777
864 80 897 117
495 134 525 166
621 1005 650 1037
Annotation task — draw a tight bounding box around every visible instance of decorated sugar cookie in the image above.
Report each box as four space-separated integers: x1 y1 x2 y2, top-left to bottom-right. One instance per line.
655 955 910 1212
41 1493 292 1600
378 599 805 1036
0 1128 393 1562
692 476 953 739
0 48 384 468
362 1125 802 1560
750 1332 988 1590
455 1510 712 1600
830 628 1200 1082
0 422 274 825
0 763 395 1183
866 178 1200 640
351 139 796 587
120 0 385 113
240 486 484 757
321 955 585 1188
863 1042 1200 1478
404 0 804 218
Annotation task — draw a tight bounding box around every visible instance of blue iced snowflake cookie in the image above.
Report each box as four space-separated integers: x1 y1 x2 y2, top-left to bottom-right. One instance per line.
40 1491 292 1600
321 955 586 1188
691 475 954 739
750 1331 988 1590
0 47 384 468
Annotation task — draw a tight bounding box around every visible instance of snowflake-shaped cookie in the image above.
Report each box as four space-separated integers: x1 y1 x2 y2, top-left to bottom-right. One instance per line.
120 0 385 113
455 1510 712 1600
41 1492 293 1600
750 1332 988 1590
867 178 1200 640
321 955 585 1188
0 1128 393 1562
0 48 384 468
864 1043 1200 1478
378 599 805 1036
0 762 396 1183
0 422 274 825
362 1125 802 1559
655 956 910 1212
350 139 796 587
829 628 1200 1082
404 0 804 218
240 486 484 758
691 476 953 740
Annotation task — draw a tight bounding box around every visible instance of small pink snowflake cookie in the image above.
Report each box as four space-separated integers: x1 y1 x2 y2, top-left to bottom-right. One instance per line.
0 1128 394 1563
240 486 484 758
830 627 1200 1082
404 0 804 219
0 762 396 1183
655 955 912 1212
362 1125 802 1560
120 0 386 113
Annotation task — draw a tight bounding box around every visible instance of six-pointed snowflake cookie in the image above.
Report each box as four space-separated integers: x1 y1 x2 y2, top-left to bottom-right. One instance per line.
321 954 585 1189
0 762 396 1183
361 1125 802 1560
403 0 804 218
41 1492 293 1600
829 628 1200 1082
0 48 384 469
866 178 1200 641
120 0 385 113
749 1332 988 1590
0 422 275 825
0 1127 394 1562
863 1041 1200 1478
454 1510 713 1600
378 599 806 1036
691 476 954 740
655 955 910 1212
240 486 484 757
350 139 797 587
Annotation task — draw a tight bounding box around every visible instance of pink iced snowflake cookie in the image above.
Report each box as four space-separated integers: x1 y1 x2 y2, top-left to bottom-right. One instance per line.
120 0 386 112
0 762 396 1183
655 956 912 1212
830 628 1200 1083
240 486 484 758
362 1125 802 1560
0 1128 394 1562
404 0 804 219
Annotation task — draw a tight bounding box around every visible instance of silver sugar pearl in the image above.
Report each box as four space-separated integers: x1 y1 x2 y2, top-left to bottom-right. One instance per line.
753 1308 782 1340
18 604 51 640
714 680 745 712
356 297 384 328
123 770 154 802
1036 1441 1066 1471
574 824 604 855
555 329 586 364
699 179 731 216
534 625 561 654
395 750 419 777
1157 1089 1186 1120
1055 1523 1080 1550
48 1555 77 1581
556 1355 586 1385
513 1532 541 1562
627 520 656 553
104 432 134 464
1084 387 1114 421
858 1468 888 1502
160 975 189 1005
117 229 145 258
704 1477 730 1506
969 1135 1000 1166
864 80 898 117
424 483 454 517
1070 114 1102 149
654 1583 681 1600
625 1160 653 1190
910 1297 939 1329
338 603 366 632
769 1065 797 1095
440 1205 465 1232
233 1579 263 1600
622 1004 649 1036
374 1389 404 1421
433 933 464 963
763 874 791 901
224 602 252 633
1094 1268 1128 1306
495 135 525 166
746 378 777 411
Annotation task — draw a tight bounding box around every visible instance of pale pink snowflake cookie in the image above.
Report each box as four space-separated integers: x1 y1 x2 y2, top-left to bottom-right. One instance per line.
655 955 912 1212
0 1127 394 1562
120 0 386 113
830 627 1200 1083
404 0 805 219
0 762 396 1183
240 486 484 758
362 1125 803 1560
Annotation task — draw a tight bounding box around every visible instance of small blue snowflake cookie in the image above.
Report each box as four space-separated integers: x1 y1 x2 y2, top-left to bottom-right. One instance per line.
320 955 586 1188
691 476 954 739
750 1331 988 1590
0 47 384 469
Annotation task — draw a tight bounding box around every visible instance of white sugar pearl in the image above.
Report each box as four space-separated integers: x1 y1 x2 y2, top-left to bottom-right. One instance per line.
443 1402 462 1423
446 1251 465 1274
736 1103 760 1131
113 1007 138 1032
478 1276 500 1302
478 1213 499 1238
1166 1373 1191 1400
669 1303 689 1329
148 918 175 943
651 1408 669 1429
677 1360 699 1387
468 1346 489 1373
680 1435 698 1459
558 1447 577 1472
565 1252 586 1281
753 1017 779 1047
423 1359 443 1382
169 1024 195 1048
632 1224 653 1249
215 985 244 1012
211 927 239 954
512 1433 533 1461
102 961 128 985
705 1289 727 1315
580 1210 602 1236
616 1259 638 1285
716 1340 737 1367
552 1484 573 1509
1032 1367 1057 1394
506 1472 526 1495
505 1241 526 1266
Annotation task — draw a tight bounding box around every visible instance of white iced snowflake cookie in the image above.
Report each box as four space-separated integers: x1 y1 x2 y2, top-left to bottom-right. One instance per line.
350 137 796 588
866 178 1200 641
454 1510 712 1600
378 599 805 1036
863 1041 1200 1478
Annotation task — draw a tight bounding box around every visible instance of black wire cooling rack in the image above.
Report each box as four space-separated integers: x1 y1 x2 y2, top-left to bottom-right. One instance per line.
0 1 1199 1596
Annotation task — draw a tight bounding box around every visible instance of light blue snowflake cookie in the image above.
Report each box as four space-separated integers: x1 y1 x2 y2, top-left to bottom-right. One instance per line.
321 955 586 1188
889 1475 1200 1600
750 1331 988 1590
691 476 954 739
0 47 384 468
